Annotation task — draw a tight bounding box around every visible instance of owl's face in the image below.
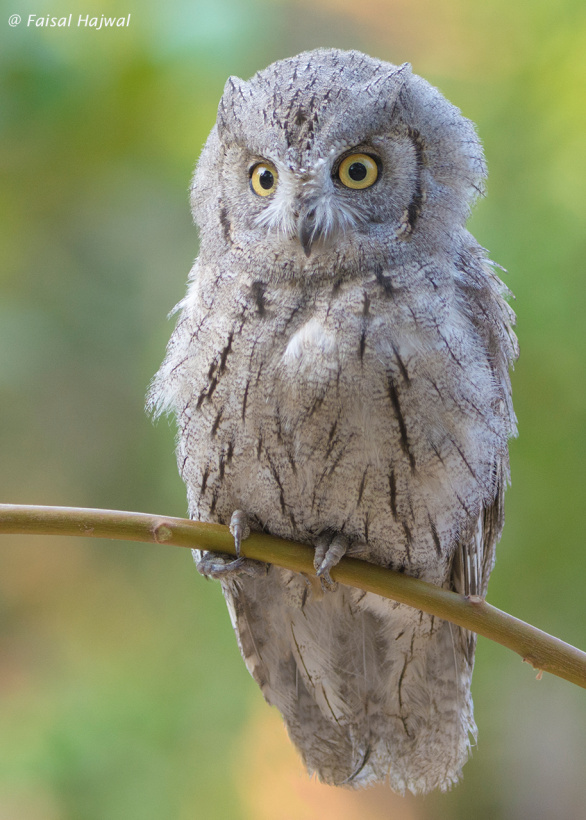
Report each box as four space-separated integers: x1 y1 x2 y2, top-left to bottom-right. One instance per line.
191 49 485 274
219 129 422 260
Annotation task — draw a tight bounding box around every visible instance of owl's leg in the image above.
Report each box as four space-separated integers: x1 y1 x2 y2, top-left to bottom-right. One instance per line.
194 510 267 580
313 532 350 589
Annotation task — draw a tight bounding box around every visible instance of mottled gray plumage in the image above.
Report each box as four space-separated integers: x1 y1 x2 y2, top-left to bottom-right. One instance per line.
148 48 518 794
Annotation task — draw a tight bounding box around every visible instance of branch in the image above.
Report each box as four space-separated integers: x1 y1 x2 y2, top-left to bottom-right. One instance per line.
1 503 585 689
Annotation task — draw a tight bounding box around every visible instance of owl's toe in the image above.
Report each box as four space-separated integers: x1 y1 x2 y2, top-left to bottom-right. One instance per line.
229 509 251 556
313 531 350 589
194 550 266 580
195 550 245 578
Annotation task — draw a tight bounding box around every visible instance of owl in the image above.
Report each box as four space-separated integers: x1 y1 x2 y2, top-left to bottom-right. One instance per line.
149 48 518 794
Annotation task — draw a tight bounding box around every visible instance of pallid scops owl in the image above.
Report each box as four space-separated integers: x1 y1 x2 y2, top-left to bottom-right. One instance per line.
149 48 518 794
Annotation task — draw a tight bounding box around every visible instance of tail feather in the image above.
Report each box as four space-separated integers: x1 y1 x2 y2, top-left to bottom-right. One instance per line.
222 566 476 793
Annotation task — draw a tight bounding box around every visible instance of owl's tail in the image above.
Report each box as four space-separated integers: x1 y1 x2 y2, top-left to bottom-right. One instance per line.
284 590 477 794
223 569 475 794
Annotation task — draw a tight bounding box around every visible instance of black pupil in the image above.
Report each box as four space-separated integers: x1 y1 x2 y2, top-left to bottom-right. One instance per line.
259 168 274 189
348 162 367 181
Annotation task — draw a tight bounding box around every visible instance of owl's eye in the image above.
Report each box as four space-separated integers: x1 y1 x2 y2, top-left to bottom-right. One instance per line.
250 162 278 196
337 153 379 190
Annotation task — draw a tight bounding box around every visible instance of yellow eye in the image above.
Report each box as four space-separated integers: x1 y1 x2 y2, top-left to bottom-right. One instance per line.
250 161 278 196
337 153 379 190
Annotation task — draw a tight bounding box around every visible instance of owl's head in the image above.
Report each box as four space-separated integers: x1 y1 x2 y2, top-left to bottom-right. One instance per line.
191 49 486 272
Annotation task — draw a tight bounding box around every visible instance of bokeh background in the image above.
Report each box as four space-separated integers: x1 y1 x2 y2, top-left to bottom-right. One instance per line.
1 0 585 817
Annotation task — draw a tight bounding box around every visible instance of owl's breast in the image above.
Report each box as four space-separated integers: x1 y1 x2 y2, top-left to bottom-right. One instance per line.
173 264 509 580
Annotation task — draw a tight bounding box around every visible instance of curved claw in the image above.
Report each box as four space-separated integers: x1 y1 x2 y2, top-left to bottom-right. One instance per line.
196 552 246 579
215 556 246 573
230 509 251 556
314 532 349 590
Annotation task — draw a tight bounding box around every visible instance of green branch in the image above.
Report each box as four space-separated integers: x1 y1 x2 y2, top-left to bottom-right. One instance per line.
1 503 585 689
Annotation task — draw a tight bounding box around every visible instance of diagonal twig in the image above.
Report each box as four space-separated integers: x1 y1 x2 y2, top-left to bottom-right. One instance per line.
1 503 585 689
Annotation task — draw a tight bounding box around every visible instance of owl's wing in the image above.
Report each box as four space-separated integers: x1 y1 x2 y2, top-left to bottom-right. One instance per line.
452 460 506 598
449 459 506 663
220 569 295 704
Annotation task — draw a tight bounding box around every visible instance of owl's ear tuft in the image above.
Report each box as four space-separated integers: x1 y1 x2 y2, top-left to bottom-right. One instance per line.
337 60 411 139
217 75 251 138
396 62 413 78
375 61 412 115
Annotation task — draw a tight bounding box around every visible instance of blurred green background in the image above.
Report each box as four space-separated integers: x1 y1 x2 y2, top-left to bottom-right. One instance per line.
1 0 585 817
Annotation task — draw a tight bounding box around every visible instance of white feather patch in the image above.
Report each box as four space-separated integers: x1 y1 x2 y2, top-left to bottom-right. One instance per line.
282 318 338 362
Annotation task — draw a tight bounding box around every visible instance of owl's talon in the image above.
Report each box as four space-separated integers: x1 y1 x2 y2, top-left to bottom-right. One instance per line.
316 563 337 591
230 509 251 556
195 551 245 579
195 550 266 580
195 510 263 580
313 532 349 591
215 556 246 573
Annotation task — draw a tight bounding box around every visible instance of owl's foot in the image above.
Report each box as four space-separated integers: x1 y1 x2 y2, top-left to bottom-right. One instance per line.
195 550 265 579
195 550 244 578
313 532 350 589
194 510 266 580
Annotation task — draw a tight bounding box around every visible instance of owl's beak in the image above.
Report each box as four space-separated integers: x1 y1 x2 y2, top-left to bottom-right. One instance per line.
297 209 321 257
